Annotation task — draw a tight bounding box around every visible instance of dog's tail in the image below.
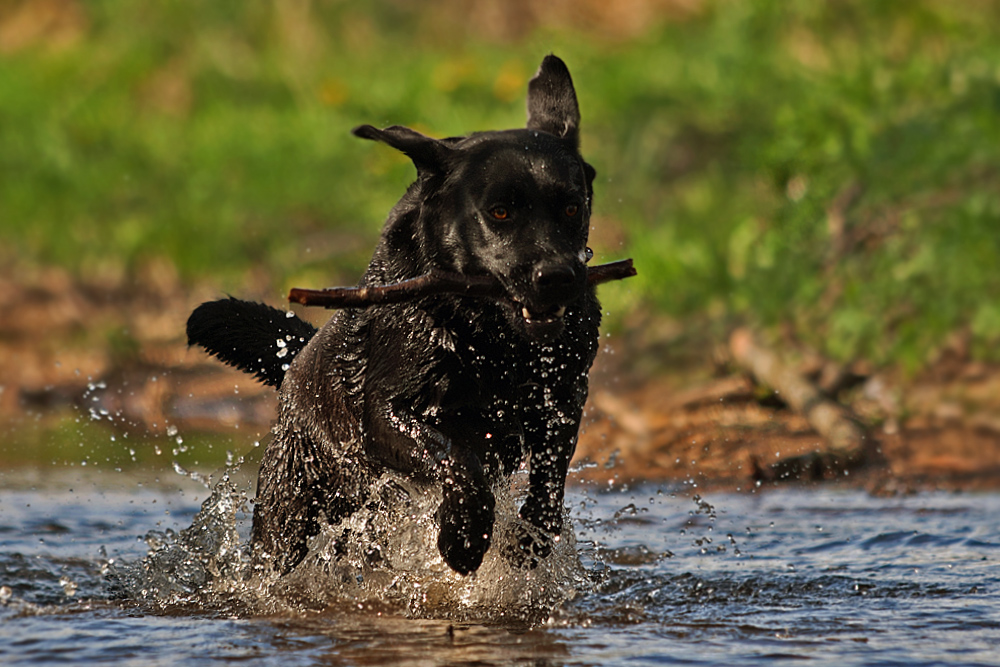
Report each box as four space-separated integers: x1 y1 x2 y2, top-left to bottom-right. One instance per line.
186 297 318 388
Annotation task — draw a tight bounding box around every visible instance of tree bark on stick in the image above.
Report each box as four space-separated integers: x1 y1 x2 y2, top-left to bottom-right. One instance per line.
288 258 636 309
729 328 880 482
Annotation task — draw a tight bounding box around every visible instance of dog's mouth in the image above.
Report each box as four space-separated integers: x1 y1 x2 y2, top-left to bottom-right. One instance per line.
495 259 587 341
518 303 567 340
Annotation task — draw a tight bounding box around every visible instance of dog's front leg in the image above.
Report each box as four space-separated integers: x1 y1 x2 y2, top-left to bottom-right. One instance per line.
511 438 573 567
509 380 588 568
366 401 495 575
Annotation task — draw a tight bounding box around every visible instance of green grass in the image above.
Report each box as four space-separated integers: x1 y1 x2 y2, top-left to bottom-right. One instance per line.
2 0 998 370
0 411 249 472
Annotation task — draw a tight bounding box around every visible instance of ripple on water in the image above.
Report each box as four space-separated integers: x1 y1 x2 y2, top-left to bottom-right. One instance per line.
3 476 1000 666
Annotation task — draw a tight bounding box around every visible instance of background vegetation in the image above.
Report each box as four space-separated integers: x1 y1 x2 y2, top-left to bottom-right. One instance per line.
3 0 999 373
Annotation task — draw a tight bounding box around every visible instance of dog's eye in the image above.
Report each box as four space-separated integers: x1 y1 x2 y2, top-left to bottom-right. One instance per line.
490 207 509 220
565 204 579 217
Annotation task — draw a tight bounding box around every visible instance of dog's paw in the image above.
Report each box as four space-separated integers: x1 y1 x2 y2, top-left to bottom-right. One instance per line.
436 484 495 575
501 520 555 570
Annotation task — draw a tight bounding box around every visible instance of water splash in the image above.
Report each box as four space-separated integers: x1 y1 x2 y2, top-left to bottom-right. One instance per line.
108 473 252 614
268 472 591 624
111 464 591 625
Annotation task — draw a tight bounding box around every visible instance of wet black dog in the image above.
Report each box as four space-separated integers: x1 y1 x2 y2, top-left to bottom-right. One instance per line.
187 55 601 577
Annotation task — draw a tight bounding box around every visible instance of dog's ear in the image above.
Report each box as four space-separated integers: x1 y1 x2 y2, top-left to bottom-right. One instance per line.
583 160 597 199
352 124 452 174
526 55 581 147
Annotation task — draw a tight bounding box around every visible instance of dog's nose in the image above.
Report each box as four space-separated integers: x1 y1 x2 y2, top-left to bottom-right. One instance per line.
533 263 580 302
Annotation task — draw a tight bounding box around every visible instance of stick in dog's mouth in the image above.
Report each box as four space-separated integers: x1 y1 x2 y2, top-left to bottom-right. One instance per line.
287 258 636 311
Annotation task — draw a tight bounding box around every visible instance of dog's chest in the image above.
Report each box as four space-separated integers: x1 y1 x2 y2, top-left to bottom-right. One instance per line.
435 306 528 390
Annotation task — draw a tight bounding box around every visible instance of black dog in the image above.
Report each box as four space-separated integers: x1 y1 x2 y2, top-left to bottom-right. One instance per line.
187 55 601 577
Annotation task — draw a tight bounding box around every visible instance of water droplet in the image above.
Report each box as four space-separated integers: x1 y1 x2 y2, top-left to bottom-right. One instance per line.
59 576 77 597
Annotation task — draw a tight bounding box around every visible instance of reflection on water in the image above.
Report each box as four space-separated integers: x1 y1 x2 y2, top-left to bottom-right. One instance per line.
2 464 1000 666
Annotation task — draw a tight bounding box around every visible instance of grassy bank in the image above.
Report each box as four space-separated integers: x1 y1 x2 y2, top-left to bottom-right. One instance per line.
2 0 998 372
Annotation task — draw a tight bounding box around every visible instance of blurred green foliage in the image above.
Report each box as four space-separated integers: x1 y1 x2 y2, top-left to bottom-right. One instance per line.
4 411 247 471
1 0 998 370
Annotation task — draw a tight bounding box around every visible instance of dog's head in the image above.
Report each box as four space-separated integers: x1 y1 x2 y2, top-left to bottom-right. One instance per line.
355 55 597 340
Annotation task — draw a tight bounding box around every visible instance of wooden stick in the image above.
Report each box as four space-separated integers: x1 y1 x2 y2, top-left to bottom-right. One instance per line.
288 258 636 309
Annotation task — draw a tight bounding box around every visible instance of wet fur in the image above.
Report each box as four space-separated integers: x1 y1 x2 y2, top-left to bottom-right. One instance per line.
187 55 601 576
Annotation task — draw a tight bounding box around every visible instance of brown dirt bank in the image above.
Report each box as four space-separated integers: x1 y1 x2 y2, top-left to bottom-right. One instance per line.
575 363 1000 494
3 265 999 493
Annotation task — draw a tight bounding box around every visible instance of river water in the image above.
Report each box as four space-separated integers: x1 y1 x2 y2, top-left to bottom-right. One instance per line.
2 462 1000 666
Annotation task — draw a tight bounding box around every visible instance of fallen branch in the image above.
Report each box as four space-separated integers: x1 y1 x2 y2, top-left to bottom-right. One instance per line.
288 258 636 309
729 328 881 482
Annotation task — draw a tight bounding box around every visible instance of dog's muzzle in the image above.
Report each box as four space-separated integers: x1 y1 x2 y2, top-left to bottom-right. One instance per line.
517 263 585 340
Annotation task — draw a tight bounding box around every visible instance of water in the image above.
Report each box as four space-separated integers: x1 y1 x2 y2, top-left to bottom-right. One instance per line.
3 463 1000 666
